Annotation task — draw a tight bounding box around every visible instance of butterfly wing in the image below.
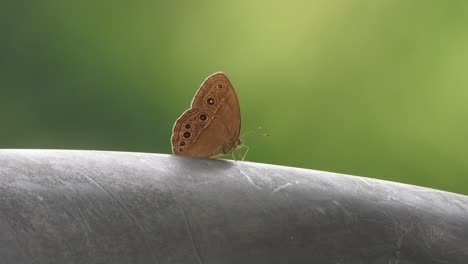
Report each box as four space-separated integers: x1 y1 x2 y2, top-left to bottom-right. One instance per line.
171 72 241 158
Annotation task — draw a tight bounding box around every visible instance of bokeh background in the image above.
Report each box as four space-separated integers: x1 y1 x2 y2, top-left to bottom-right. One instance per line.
2 1 468 194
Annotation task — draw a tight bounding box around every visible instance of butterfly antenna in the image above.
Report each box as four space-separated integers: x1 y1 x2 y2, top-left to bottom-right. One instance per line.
241 126 270 139
235 127 269 161
231 151 238 161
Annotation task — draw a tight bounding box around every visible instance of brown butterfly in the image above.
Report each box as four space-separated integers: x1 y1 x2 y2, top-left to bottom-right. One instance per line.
171 72 243 158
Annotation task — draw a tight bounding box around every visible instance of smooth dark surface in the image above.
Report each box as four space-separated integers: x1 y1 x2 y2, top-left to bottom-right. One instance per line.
0 150 467 264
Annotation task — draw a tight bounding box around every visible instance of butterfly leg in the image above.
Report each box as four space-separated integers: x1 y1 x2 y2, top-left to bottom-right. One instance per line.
241 144 250 161
231 151 238 161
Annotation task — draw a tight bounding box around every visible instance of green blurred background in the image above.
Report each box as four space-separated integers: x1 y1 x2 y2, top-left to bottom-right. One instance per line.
2 1 467 194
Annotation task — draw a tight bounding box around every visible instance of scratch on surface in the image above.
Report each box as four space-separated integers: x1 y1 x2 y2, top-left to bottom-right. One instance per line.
358 177 374 188
2 213 30 261
451 199 468 212
80 171 159 263
420 244 433 259
182 179 221 193
239 169 262 190
396 225 411 249
447 246 468 255
417 223 431 249
392 223 414 264
389 251 401 264
390 222 413 264
431 258 449 264
273 182 292 193
181 208 205 264
76 206 91 244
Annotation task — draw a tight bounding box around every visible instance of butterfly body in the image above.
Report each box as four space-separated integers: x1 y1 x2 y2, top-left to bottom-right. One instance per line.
171 72 242 158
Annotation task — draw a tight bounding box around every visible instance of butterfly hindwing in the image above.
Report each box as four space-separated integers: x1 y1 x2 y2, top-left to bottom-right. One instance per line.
171 109 212 155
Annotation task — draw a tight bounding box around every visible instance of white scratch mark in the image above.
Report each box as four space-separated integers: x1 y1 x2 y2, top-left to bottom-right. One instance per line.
273 182 292 193
417 223 432 249
396 224 412 249
359 177 374 188
316 207 326 215
181 208 205 264
239 169 262 189
79 171 159 263
417 223 423 233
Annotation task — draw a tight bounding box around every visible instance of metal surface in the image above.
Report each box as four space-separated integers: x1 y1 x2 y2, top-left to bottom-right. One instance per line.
0 149 467 264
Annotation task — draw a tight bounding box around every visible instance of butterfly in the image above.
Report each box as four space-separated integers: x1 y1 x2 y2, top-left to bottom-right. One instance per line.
171 72 243 158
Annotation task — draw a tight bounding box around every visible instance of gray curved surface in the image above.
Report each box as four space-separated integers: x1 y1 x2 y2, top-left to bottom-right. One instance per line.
0 149 467 264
